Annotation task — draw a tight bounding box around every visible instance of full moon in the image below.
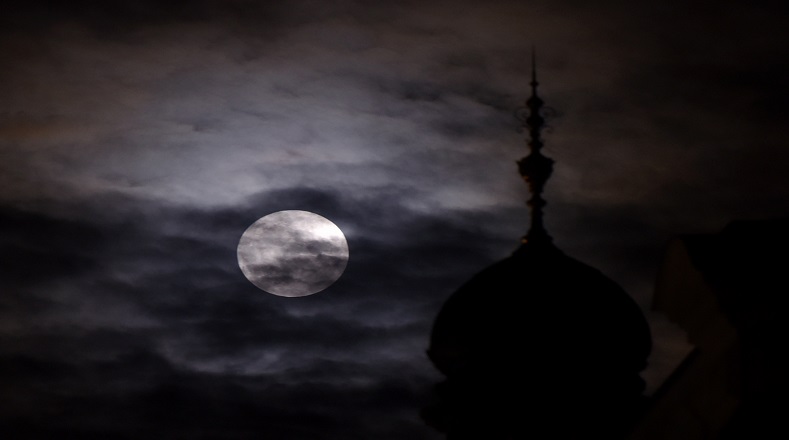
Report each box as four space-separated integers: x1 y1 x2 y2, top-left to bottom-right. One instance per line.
237 210 349 297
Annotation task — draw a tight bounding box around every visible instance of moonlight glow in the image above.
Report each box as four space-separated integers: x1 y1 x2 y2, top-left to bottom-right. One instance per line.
237 210 349 297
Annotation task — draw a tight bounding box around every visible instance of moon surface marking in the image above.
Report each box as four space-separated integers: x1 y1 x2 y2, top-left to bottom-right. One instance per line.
237 210 349 297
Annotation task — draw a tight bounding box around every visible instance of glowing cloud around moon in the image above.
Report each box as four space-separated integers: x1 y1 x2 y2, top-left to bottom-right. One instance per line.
237 210 349 297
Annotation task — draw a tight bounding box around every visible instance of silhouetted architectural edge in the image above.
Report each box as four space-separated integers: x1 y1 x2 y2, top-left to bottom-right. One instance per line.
423 60 652 439
629 219 789 439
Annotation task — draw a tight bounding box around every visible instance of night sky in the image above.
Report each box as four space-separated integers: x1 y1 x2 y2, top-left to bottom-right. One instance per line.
2 1 788 438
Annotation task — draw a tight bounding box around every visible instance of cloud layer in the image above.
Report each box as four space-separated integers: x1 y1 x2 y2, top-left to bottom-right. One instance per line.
2 0 788 438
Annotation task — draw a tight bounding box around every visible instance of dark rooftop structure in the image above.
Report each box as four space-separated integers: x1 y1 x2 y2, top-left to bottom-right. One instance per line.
630 219 789 439
422 56 652 439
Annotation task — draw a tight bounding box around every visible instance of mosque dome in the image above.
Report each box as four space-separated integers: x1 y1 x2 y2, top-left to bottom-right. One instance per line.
423 55 652 438
428 240 652 393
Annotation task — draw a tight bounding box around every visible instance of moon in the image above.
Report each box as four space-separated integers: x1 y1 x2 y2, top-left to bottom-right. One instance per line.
237 210 349 297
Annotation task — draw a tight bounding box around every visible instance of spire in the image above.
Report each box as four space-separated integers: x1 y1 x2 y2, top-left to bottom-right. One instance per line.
517 49 554 246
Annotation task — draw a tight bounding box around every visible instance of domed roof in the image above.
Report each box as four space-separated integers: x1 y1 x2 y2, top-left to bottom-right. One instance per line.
424 243 652 438
421 59 653 437
428 240 652 387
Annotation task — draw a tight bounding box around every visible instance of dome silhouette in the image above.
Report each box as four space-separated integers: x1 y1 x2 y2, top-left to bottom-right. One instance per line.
423 55 652 439
429 241 651 381
426 241 651 437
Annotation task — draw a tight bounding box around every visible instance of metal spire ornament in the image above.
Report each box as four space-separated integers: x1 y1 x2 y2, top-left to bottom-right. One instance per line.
516 50 555 247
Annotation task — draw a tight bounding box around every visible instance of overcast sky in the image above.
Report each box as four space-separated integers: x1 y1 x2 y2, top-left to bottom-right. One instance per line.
2 1 788 438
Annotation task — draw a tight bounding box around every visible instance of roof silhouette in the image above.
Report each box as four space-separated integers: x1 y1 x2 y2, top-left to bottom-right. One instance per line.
423 57 652 438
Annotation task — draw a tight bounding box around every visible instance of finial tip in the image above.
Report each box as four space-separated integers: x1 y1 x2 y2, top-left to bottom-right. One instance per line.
530 46 538 87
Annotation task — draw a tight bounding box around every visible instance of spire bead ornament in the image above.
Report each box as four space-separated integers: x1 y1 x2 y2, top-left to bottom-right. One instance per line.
517 51 554 246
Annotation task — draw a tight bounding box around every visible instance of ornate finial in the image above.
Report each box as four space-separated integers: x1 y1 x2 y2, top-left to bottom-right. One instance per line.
516 49 555 246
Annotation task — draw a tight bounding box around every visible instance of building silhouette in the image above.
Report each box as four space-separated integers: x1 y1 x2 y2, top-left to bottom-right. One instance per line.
422 58 652 439
629 219 789 439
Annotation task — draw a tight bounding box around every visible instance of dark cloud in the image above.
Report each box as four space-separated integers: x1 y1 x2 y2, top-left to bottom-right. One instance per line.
0 187 479 438
0 0 288 35
2 0 788 437
0 206 105 286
